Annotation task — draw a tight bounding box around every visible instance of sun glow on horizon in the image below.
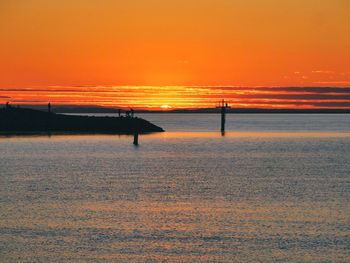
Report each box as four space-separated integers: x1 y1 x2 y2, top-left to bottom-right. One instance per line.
161 104 172 110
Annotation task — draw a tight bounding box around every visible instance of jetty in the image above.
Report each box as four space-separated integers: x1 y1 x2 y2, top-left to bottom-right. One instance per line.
0 106 164 135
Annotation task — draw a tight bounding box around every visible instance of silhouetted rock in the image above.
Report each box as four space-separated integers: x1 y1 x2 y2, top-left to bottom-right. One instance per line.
0 107 164 134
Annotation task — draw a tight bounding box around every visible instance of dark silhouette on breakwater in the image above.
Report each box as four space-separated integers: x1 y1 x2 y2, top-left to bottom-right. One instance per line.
0 105 164 135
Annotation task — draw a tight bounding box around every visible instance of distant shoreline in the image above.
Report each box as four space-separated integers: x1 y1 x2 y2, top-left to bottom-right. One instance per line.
135 109 350 114
13 105 350 114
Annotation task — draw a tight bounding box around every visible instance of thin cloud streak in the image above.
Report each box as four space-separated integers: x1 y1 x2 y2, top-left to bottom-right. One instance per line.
1 86 350 109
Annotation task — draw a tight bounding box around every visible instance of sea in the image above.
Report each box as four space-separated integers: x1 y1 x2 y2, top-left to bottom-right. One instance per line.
1 114 349 262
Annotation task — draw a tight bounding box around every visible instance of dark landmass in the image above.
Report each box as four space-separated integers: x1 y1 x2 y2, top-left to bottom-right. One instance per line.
0 107 164 134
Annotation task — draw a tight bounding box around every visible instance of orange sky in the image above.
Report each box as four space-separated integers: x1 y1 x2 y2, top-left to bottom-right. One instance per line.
0 0 349 109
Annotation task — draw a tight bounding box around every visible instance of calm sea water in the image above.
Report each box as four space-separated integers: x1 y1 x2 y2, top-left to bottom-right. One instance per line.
1 114 349 262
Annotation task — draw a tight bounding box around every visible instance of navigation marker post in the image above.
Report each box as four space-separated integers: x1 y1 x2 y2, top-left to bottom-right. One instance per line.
216 99 231 135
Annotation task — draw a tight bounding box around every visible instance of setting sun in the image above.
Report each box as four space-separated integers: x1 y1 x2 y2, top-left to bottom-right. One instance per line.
161 104 172 110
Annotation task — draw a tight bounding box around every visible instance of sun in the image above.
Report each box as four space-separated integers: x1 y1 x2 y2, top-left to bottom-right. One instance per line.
161 104 171 109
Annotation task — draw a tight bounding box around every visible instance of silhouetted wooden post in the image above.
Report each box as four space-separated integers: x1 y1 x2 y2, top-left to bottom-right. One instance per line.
133 118 139 146
47 102 52 133
118 109 121 117
133 131 139 146
221 104 225 132
216 99 231 134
